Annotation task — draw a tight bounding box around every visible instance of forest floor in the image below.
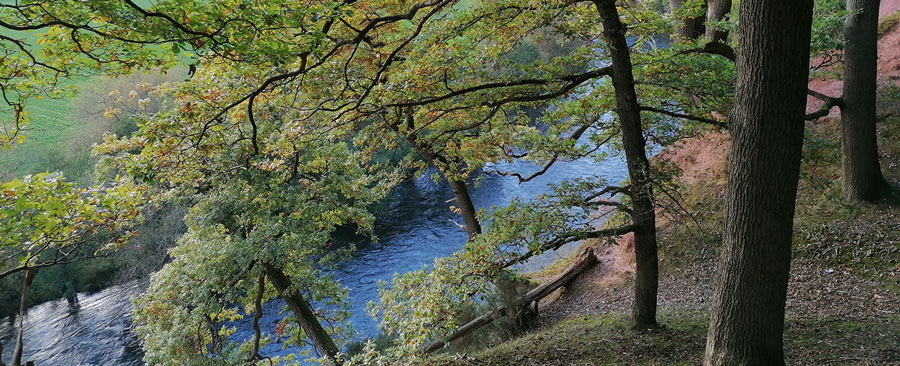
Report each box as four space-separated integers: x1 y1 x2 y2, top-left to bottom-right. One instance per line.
424 9 900 366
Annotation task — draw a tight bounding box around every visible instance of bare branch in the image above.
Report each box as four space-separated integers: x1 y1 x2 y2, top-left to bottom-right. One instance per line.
805 88 843 120
640 106 728 129
497 224 636 269
387 67 612 109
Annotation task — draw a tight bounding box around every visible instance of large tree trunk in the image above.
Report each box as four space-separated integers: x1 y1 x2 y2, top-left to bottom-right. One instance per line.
264 265 340 364
669 0 705 39
12 269 35 366
842 0 887 201
595 0 659 329
703 0 814 365
447 179 482 239
704 0 732 43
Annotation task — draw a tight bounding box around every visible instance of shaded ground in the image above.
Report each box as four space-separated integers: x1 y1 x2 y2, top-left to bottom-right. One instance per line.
426 311 899 366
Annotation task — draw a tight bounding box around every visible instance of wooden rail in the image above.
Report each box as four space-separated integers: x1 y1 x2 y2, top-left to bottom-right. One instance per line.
424 248 599 353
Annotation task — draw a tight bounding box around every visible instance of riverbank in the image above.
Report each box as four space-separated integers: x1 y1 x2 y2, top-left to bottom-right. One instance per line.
424 9 900 365
427 97 900 366
0 130 627 366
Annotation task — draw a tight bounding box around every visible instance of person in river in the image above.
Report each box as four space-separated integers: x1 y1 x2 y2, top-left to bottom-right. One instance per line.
64 281 78 305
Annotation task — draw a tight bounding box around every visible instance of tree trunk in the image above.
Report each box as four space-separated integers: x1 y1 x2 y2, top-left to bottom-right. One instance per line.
389 114 482 239
12 269 35 366
447 179 482 240
595 0 659 329
703 0 814 365
264 265 340 364
704 0 733 43
842 0 887 201
250 274 265 362
669 0 705 39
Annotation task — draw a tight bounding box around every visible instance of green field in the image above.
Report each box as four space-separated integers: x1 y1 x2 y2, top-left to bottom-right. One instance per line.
0 92 78 175
0 22 82 178
0 7 174 182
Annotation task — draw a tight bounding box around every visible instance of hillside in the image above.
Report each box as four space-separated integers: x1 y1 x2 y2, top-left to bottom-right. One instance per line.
423 10 900 366
423 105 900 366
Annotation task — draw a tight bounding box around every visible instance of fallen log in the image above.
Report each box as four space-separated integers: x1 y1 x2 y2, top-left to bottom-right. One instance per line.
424 248 599 353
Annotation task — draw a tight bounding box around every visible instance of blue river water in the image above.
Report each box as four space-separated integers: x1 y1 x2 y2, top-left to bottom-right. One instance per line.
0 149 628 365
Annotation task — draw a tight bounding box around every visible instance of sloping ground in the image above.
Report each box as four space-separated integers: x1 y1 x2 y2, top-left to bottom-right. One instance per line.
807 2 900 116
512 119 900 365
882 0 900 18
426 11 900 366
425 313 708 366
425 311 899 366
428 109 900 366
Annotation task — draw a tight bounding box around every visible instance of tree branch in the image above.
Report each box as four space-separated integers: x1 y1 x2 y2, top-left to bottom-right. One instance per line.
483 124 596 183
674 41 737 62
640 106 728 129
387 67 612 108
805 88 843 120
497 224 636 269
0 253 102 281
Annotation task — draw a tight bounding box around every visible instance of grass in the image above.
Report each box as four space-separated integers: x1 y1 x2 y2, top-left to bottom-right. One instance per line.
879 11 900 37
424 311 900 365
0 68 185 184
22 94 79 144
526 239 597 282
785 316 900 364
0 92 81 176
0 27 88 178
790 109 900 287
424 312 706 366
0 11 175 180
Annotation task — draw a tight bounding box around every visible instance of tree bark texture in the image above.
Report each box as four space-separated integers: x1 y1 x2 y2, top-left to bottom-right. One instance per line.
12 269 35 366
842 0 887 201
704 0 733 43
595 0 659 329
264 265 340 364
703 0 814 365
670 0 705 39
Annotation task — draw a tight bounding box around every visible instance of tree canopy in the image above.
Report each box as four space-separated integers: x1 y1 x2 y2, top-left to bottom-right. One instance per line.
1 0 883 365
0 173 144 280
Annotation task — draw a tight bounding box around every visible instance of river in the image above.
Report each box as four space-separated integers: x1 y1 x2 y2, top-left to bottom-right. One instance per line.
0 148 627 365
